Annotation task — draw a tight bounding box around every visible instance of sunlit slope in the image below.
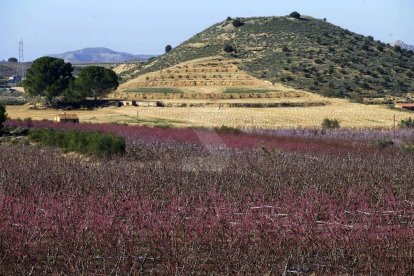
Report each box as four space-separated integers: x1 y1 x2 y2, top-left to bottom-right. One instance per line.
118 15 414 99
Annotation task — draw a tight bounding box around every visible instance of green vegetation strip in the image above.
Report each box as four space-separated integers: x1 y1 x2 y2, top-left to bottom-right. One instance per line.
223 88 275 93
28 128 126 157
123 88 183 94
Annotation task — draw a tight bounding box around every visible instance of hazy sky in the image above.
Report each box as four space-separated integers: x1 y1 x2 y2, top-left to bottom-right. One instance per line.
1 0 413 61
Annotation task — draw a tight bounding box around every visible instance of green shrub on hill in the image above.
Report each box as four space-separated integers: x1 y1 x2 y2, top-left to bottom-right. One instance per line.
289 11 301 19
232 18 244 27
165 45 173 53
224 44 236 53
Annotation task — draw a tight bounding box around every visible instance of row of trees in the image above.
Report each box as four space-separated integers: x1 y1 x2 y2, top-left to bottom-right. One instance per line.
22 57 118 104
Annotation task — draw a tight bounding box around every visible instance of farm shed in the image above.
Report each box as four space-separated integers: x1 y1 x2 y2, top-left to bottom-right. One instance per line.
54 113 79 123
395 103 414 111
121 100 137 106
136 101 159 107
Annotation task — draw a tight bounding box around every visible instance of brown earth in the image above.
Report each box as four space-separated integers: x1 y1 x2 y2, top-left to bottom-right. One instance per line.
111 56 315 101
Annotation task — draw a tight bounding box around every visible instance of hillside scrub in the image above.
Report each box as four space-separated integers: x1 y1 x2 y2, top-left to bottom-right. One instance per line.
119 16 414 99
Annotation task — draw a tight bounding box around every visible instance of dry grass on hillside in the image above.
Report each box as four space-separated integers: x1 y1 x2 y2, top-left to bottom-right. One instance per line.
117 56 271 92
112 63 138 75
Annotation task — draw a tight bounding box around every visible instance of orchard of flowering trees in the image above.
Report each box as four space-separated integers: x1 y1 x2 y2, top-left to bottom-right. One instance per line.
1 120 414 274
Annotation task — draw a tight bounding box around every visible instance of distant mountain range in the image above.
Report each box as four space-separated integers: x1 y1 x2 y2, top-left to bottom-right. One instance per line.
49 47 155 63
394 40 414 52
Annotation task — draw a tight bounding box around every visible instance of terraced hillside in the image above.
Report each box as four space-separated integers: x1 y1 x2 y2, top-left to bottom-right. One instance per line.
118 56 268 89
118 15 414 99
112 56 313 101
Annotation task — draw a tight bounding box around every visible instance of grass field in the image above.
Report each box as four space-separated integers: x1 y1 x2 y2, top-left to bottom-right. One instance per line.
5 97 411 129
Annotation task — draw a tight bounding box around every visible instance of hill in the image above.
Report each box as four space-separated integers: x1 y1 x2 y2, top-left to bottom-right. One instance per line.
0 62 31 78
118 15 414 99
395 40 414 52
49 47 154 63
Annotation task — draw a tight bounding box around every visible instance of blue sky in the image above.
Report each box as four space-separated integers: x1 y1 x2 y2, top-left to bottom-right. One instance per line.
0 0 413 61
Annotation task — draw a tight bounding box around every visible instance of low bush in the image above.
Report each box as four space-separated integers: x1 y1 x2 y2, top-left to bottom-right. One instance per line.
214 125 242 135
282 46 290 52
224 44 236 53
373 139 394 149
399 117 414 128
28 128 126 157
321 118 340 129
404 144 414 152
0 97 28 105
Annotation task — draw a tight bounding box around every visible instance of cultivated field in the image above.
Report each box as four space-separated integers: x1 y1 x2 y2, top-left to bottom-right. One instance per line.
6 97 412 128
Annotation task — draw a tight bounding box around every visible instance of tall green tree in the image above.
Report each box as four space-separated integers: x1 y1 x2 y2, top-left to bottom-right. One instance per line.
22 57 73 104
70 66 118 102
0 103 7 130
8 57 18 62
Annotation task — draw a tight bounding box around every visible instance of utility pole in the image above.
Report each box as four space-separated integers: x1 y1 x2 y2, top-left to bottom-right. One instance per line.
18 39 24 81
